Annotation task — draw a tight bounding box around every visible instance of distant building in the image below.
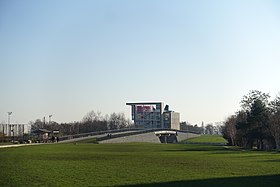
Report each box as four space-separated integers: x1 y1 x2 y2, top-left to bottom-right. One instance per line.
163 111 180 130
0 124 26 136
126 102 180 130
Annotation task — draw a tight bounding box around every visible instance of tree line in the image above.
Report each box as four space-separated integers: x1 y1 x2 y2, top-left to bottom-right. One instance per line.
30 110 132 136
222 90 280 150
180 122 223 135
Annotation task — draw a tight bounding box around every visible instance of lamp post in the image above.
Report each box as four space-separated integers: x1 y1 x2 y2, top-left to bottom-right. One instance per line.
49 115 52 132
49 115 52 124
7 112 13 142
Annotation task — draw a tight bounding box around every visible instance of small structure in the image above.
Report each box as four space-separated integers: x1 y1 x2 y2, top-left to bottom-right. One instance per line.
155 130 178 143
33 129 51 143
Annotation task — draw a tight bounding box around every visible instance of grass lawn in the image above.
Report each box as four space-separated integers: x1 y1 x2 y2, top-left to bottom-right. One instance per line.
182 134 228 144
1 143 280 187
0 142 13 145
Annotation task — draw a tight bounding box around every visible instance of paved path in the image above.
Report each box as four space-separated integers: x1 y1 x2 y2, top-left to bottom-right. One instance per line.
60 131 138 143
0 143 43 149
100 132 161 144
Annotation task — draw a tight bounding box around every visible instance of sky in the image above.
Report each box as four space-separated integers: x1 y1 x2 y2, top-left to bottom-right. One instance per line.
1 0 280 125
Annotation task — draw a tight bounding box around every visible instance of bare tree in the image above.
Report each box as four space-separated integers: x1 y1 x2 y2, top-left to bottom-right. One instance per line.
108 112 130 130
268 112 280 151
223 115 237 146
82 110 102 122
205 124 214 135
241 90 270 112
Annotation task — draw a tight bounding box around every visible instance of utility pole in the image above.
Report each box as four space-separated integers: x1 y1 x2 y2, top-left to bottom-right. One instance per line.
43 117 46 128
78 122 79 134
7 112 12 142
49 115 52 131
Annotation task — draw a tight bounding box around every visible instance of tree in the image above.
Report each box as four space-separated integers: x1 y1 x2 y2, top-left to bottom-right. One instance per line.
246 99 269 149
30 119 44 132
223 91 280 150
268 95 280 151
81 110 108 133
240 90 270 112
235 111 249 147
108 112 130 130
180 122 203 134
205 124 214 135
214 122 223 135
268 111 280 151
223 115 237 146
82 110 103 122
239 90 270 149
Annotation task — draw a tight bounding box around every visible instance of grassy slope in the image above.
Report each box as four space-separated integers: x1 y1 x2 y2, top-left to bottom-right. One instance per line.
0 143 280 187
182 135 228 144
73 137 98 144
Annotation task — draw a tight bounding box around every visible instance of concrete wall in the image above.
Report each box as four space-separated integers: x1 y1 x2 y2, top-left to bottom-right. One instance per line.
99 131 200 144
99 132 161 144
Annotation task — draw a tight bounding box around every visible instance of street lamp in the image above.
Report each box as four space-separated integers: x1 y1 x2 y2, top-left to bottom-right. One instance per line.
7 112 13 142
49 115 52 132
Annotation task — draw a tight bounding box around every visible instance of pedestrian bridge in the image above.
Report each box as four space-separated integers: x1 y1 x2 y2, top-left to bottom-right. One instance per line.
97 129 199 144
59 128 200 144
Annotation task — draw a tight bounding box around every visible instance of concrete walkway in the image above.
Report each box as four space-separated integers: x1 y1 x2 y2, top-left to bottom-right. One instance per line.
60 131 138 143
100 132 161 144
0 143 44 149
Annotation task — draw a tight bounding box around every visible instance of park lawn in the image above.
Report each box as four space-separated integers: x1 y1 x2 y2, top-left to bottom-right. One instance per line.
72 137 98 144
182 134 228 144
0 142 13 145
0 143 280 187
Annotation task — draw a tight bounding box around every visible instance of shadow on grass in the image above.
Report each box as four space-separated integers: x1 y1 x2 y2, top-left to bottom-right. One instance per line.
169 144 278 155
116 175 280 187
262 159 280 162
165 145 228 152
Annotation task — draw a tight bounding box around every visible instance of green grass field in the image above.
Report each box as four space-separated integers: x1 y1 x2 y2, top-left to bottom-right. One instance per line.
1 142 280 187
0 142 13 145
181 135 228 144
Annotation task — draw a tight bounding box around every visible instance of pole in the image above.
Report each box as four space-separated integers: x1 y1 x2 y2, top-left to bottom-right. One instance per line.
8 112 12 142
12 125 14 143
78 122 79 134
43 117 45 128
22 125 25 142
186 124 188 141
49 115 52 132
8 113 10 136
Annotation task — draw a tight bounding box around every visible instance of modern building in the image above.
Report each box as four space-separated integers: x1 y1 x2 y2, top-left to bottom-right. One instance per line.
163 111 180 129
126 102 180 130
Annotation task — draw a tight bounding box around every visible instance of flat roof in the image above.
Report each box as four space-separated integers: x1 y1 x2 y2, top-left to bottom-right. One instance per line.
126 102 163 105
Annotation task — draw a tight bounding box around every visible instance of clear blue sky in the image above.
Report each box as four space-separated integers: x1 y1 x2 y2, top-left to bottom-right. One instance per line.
1 0 280 125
